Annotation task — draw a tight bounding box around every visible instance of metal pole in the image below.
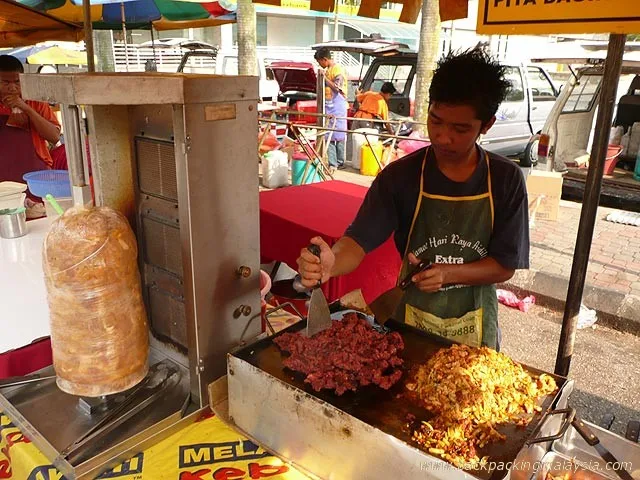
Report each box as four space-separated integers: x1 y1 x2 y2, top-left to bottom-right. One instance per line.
333 0 339 40
554 34 626 377
82 0 95 72
60 105 93 207
121 2 129 72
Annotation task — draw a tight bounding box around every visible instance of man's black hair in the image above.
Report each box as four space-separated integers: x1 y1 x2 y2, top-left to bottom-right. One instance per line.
381 82 396 95
429 48 510 126
0 55 24 73
314 47 331 61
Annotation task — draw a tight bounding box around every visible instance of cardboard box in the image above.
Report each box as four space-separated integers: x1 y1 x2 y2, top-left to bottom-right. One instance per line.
526 171 563 222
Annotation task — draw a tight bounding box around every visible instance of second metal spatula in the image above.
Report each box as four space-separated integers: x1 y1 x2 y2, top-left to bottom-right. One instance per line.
305 244 332 337
369 259 432 324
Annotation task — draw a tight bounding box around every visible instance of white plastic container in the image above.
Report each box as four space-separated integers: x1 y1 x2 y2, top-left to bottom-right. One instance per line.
351 128 379 170
0 181 27 211
0 192 26 211
262 150 289 189
627 122 640 159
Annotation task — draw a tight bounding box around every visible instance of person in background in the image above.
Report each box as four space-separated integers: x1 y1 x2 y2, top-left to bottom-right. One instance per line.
296 49 529 351
353 81 397 134
0 54 61 192
314 47 348 172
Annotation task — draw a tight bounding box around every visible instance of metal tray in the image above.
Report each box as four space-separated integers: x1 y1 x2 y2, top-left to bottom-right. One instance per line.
536 451 612 480
229 317 569 480
552 421 640 479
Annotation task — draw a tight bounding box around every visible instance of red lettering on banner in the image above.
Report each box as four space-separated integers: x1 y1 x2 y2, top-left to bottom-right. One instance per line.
196 410 215 422
179 469 211 480
212 467 245 480
0 460 10 479
1 445 10 466
5 431 29 447
249 463 289 478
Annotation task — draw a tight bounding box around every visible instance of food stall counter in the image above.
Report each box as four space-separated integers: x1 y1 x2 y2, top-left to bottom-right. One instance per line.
0 217 53 376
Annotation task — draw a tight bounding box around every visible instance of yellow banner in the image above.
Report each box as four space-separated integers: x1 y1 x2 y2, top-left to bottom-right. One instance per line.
477 0 640 35
0 411 309 480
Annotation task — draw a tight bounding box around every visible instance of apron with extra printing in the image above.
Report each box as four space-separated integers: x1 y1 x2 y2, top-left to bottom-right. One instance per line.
396 147 499 348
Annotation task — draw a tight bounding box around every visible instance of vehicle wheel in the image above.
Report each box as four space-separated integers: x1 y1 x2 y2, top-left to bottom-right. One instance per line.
38 65 57 74
521 135 540 167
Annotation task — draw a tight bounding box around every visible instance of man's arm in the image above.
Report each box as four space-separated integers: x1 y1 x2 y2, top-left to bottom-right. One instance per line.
408 254 514 292
5 97 60 144
296 165 401 288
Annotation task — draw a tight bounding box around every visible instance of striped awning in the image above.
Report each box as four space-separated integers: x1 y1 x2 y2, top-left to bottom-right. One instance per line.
15 0 236 30
254 0 469 24
0 0 83 47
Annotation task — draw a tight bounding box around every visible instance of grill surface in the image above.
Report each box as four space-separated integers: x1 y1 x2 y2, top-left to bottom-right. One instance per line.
233 319 568 480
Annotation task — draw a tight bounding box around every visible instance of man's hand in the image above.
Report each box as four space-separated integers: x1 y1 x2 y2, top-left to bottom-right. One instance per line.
3 95 27 111
407 253 447 293
325 78 346 97
296 236 335 288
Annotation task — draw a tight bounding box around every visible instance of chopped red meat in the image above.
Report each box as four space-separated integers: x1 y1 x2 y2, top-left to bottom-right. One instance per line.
274 313 404 395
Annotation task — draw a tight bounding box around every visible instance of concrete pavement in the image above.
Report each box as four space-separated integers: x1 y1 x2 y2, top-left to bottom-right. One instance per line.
505 199 640 335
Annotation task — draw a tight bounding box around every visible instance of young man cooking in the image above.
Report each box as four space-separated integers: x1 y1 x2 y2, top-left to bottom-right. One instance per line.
296 49 529 350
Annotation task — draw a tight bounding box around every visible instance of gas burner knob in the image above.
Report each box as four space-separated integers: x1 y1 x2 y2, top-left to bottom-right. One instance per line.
236 266 252 278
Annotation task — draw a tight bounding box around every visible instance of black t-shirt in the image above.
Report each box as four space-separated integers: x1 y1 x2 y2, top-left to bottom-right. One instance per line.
345 146 530 270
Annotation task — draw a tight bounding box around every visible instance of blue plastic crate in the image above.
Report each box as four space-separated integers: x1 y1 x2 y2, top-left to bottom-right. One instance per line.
23 170 72 198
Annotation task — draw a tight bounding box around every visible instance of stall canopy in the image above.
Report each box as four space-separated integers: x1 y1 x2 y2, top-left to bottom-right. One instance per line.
1 44 87 64
339 18 418 45
15 0 236 30
253 0 468 24
0 0 83 47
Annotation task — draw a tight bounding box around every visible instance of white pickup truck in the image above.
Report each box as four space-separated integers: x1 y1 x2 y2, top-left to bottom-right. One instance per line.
178 48 280 101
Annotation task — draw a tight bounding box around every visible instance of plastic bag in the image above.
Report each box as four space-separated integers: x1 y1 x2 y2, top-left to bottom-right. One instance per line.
496 289 536 313
577 303 598 329
43 206 149 397
397 132 430 155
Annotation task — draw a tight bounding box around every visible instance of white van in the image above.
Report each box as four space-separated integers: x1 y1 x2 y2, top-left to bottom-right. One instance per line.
532 53 640 172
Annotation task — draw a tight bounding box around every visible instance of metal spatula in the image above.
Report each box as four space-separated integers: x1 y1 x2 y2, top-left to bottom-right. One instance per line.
305 244 332 337
571 418 634 480
368 259 432 324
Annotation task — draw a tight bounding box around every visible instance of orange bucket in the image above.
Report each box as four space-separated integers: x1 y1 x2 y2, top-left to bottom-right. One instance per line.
604 144 623 175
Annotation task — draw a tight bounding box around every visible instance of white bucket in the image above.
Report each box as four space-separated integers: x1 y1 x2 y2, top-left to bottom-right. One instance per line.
262 150 289 189
351 128 379 170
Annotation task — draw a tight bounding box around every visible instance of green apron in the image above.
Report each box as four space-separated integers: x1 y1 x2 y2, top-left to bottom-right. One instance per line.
397 147 499 348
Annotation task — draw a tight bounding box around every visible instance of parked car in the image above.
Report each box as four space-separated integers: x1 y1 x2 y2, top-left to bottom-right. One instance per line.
530 52 640 171
308 40 560 166
176 49 280 101
215 51 280 101
140 38 214 50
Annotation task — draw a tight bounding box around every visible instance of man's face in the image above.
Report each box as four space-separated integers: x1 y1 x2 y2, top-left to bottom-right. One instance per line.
427 102 495 162
0 71 21 100
316 57 330 69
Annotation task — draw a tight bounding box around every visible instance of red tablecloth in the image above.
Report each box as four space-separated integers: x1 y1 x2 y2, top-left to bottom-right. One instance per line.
260 180 401 304
0 338 52 379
